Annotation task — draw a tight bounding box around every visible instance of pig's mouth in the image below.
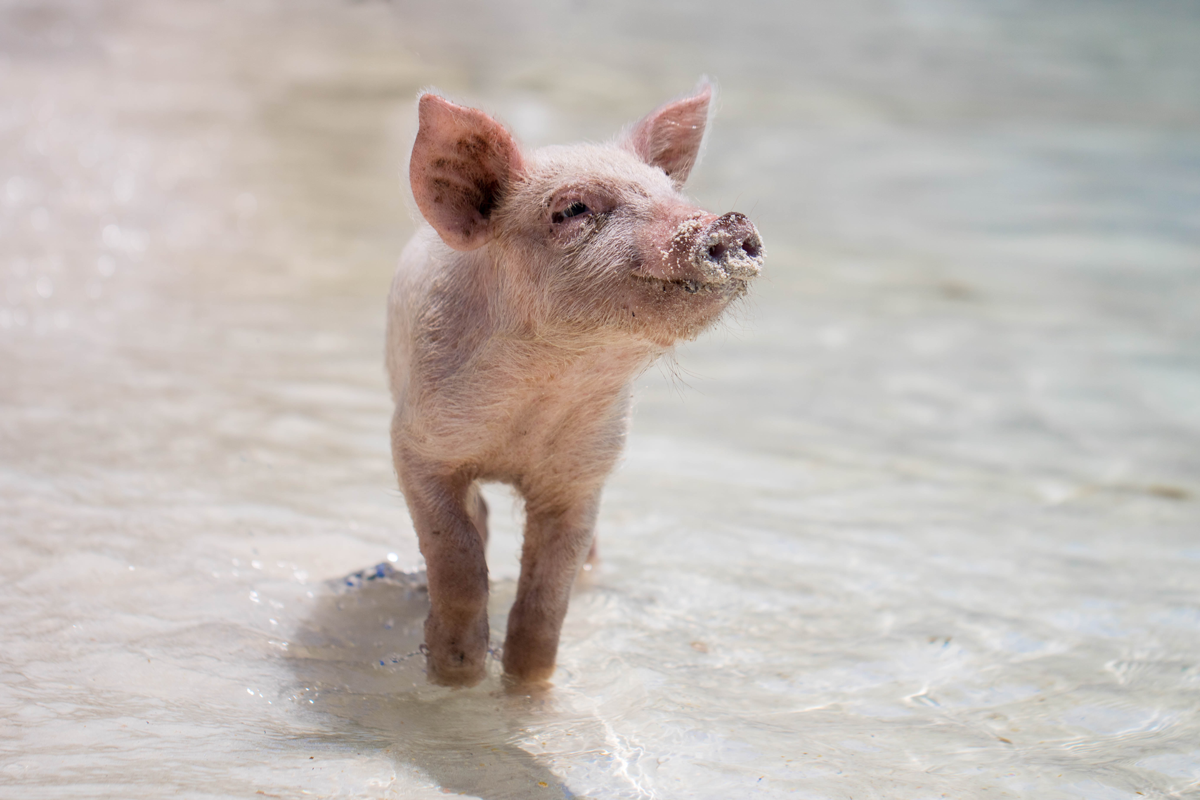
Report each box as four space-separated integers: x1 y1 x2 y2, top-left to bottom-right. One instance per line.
632 273 747 296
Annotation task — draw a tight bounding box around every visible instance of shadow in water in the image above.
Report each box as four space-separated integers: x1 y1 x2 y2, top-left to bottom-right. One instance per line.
284 565 585 799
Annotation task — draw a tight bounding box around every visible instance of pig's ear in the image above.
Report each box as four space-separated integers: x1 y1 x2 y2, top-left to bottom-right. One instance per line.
410 94 524 251
626 81 713 185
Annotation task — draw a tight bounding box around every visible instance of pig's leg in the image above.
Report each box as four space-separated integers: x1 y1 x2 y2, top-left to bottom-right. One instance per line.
503 490 600 683
398 464 491 686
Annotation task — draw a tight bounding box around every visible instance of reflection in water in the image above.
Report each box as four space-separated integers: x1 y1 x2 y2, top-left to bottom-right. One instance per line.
2 0 1199 798
287 566 654 799
286 569 569 799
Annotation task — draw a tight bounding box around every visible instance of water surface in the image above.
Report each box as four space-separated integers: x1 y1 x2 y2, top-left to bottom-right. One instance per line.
2 1 1199 798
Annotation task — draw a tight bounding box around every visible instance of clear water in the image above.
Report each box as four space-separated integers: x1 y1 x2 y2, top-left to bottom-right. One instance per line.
3 1 1199 798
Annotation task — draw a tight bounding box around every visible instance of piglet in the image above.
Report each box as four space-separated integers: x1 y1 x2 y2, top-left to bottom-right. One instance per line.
386 82 763 686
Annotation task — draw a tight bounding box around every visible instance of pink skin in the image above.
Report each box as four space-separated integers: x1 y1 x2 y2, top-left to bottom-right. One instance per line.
387 82 764 687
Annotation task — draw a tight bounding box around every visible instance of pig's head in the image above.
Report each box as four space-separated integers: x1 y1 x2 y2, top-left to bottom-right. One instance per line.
409 83 763 347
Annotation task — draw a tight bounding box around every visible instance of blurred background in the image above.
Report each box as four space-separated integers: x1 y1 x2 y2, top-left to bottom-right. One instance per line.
2 1 1198 798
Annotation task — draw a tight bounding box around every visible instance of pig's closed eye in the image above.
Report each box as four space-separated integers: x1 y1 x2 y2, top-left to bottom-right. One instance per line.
551 201 590 224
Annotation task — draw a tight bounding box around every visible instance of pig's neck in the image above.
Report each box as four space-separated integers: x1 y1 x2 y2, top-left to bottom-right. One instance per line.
484 249 672 364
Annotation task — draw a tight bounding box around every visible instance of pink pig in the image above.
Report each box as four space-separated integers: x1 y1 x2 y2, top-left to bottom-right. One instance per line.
386 82 763 686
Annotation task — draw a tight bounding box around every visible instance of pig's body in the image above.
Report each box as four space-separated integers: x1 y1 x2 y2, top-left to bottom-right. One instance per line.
387 227 659 486
387 85 762 686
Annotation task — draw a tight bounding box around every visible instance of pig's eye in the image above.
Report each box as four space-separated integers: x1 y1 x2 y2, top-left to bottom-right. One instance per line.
551 201 590 224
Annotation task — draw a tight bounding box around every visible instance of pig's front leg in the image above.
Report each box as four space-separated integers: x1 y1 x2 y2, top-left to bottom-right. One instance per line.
397 462 491 687
503 490 601 684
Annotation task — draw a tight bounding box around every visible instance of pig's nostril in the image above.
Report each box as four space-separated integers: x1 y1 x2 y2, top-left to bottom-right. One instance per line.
707 243 727 261
742 240 761 259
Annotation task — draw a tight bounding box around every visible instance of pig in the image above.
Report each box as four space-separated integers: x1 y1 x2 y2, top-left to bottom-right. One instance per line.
386 81 763 687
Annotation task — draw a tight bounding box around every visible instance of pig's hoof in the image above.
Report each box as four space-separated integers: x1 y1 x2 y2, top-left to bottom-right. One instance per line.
426 658 487 688
424 644 488 687
501 652 557 687
501 672 553 696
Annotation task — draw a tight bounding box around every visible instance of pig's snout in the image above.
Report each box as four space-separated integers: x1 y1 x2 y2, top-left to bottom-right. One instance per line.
693 212 764 285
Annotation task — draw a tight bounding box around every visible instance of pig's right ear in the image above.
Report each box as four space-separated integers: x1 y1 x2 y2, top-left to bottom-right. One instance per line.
410 95 524 251
625 81 713 186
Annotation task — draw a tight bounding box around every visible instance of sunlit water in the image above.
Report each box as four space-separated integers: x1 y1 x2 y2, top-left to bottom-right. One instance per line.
3 1 1199 798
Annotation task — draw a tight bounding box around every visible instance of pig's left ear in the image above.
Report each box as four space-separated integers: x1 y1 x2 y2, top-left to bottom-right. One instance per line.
625 81 713 186
410 94 525 251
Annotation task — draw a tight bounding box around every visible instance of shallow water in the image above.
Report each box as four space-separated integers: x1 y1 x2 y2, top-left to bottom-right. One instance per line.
2 0 1199 798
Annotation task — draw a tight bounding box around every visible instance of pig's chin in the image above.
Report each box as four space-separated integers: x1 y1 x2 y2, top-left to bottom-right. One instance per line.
624 272 748 342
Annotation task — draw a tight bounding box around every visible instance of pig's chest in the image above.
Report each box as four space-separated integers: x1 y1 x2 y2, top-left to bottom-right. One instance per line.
437 339 655 475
